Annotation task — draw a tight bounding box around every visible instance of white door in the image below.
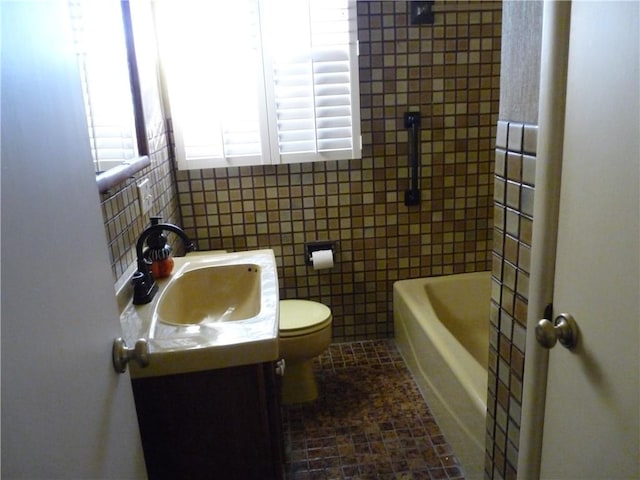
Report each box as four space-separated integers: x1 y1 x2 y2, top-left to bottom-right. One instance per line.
539 2 639 478
1 2 146 478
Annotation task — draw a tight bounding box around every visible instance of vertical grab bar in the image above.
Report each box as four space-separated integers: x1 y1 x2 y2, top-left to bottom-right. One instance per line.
404 111 421 205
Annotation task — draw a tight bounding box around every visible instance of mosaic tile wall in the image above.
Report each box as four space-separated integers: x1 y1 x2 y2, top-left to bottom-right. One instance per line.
174 1 502 342
97 0 508 474
486 120 537 480
100 120 181 281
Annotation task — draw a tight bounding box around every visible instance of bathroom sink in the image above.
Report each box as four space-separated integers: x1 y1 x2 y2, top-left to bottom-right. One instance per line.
155 264 262 325
118 249 279 378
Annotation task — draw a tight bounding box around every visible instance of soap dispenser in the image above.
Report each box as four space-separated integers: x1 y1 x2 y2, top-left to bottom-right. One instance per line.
144 216 174 278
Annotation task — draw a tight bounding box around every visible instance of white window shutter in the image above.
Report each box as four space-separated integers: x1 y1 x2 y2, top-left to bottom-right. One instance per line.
156 0 360 169
155 0 268 169
69 0 139 172
263 0 361 164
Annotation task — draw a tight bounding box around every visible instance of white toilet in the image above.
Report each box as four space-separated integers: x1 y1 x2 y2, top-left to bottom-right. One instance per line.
279 299 332 404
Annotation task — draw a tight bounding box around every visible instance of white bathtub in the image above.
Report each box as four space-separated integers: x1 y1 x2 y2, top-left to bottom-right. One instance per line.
393 271 491 480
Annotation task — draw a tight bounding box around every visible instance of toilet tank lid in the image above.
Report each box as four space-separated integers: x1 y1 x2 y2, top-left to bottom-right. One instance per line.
279 299 332 331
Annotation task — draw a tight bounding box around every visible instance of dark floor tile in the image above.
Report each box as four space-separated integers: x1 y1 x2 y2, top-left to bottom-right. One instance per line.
283 340 465 479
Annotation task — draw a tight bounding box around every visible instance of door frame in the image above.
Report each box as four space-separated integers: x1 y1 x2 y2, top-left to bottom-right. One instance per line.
517 2 572 478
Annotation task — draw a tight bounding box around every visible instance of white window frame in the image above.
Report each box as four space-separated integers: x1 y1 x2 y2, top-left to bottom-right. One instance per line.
155 0 361 170
69 0 144 173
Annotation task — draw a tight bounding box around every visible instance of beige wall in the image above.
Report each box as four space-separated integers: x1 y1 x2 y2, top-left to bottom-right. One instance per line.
498 0 543 123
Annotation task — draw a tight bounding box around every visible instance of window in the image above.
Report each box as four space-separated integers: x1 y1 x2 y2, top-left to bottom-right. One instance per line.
154 0 360 170
69 0 143 173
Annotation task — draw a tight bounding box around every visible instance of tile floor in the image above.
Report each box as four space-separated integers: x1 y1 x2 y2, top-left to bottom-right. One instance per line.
282 340 466 480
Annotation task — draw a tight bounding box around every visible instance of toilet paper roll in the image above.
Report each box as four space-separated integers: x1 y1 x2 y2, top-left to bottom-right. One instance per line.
311 249 334 270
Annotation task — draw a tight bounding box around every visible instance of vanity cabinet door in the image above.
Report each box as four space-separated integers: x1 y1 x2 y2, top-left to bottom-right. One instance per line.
132 362 284 480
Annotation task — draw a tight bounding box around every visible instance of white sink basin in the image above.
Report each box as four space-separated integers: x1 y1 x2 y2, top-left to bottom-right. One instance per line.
119 249 279 378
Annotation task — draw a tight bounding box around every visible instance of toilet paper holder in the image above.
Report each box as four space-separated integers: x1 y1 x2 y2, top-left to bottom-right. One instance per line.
305 241 336 266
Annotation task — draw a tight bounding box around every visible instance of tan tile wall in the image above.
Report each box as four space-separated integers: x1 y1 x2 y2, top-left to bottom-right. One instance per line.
100 121 181 281
487 120 537 480
174 1 501 341
101 1 502 342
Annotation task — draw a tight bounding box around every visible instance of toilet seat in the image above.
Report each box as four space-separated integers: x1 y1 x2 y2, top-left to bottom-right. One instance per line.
279 299 332 338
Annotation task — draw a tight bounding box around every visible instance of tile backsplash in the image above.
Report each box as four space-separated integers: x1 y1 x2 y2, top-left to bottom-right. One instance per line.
100 121 181 282
101 1 502 342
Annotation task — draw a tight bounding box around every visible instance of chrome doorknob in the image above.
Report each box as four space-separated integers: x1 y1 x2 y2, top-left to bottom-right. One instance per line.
535 313 578 350
112 337 149 373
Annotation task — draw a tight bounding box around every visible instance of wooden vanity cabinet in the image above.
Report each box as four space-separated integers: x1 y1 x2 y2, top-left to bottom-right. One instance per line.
131 362 284 480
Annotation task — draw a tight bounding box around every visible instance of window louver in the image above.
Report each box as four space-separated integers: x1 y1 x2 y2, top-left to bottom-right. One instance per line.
155 0 360 169
69 0 138 172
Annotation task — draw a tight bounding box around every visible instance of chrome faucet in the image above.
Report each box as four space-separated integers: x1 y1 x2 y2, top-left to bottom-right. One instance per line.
132 222 196 305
